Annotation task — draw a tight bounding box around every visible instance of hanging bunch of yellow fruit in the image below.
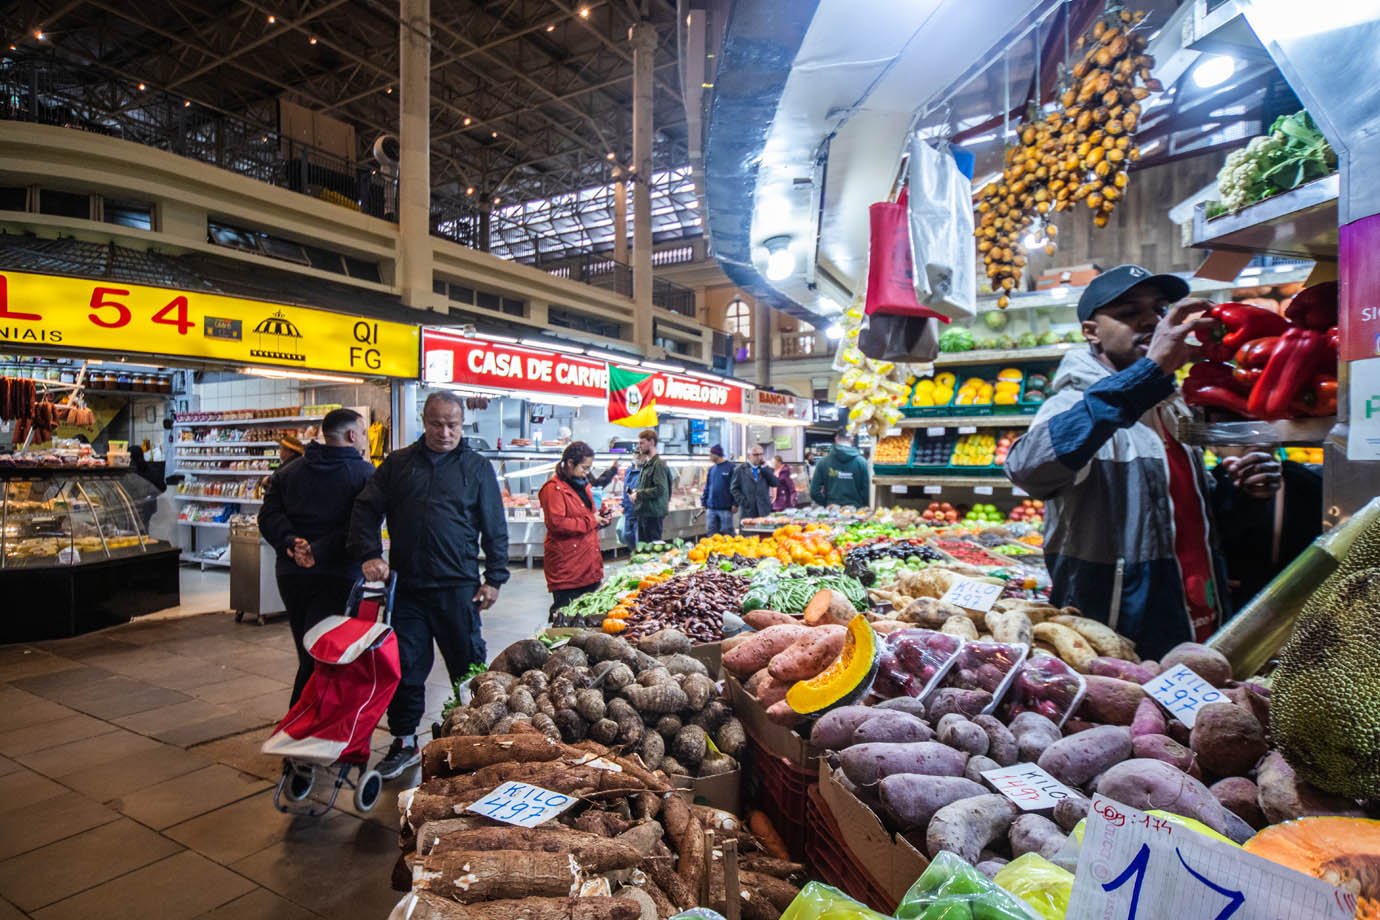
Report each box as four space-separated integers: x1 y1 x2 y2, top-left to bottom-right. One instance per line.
976 8 1161 307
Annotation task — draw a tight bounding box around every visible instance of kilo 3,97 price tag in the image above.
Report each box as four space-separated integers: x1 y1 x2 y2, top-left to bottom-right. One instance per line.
1066 796 1355 920
466 781 576 828
1141 663 1224 729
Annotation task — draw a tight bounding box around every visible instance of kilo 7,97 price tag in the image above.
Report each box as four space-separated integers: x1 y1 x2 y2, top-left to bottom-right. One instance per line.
1066 796 1355 920
1141 663 1224 729
466 781 576 828
939 577 1004 613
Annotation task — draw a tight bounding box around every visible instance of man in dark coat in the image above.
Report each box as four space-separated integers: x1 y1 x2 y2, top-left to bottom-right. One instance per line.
348 391 510 779
258 408 373 704
730 444 779 521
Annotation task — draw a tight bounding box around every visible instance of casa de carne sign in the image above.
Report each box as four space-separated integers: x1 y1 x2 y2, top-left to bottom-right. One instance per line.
421 330 745 414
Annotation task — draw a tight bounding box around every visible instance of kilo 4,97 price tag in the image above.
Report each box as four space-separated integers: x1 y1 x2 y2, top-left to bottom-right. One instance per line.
1141 663 1224 729
1066 796 1355 920
466 781 576 828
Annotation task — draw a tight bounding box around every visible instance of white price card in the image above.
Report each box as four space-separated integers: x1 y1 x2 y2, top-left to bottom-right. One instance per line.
981 763 1075 811
924 485 943 495
926 427 946 437
939 577 1005 613
57 547 81 565
1142 663 1225 729
1012 487 1029 497
958 426 978 434
973 485 994 495
885 427 902 437
889 485 908 494
466 781 576 828
1066 796 1356 920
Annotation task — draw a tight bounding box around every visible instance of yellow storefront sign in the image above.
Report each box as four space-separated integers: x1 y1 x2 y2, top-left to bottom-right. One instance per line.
0 270 419 378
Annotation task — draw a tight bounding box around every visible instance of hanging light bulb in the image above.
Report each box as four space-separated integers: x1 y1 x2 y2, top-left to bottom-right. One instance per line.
763 236 796 282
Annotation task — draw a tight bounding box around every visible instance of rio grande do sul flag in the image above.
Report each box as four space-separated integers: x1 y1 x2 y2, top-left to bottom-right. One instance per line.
607 365 658 427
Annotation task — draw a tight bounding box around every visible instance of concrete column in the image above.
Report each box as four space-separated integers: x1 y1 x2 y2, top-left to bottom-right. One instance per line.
629 21 657 351
397 0 432 308
612 165 628 265
753 299 771 384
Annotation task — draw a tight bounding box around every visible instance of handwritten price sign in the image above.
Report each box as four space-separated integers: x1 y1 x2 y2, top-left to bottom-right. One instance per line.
1066 796 1355 920
465 781 575 828
940 577 1005 613
980 763 1075 810
1142 664 1224 729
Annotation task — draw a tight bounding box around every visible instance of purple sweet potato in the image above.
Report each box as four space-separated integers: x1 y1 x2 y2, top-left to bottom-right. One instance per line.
1210 776 1265 830
851 711 935 746
1131 734 1195 772
1037 725 1133 787
1009 813 1068 860
1076 676 1146 725
873 697 928 718
973 715 1018 766
1088 657 1158 684
965 755 1001 784
1223 684 1271 730
1095 758 1229 834
1131 698 1167 738
1167 718 1190 745
926 687 993 720
1009 711 1063 763
926 794 1020 863
1053 793 1091 832
878 774 989 832
1189 702 1266 778
937 714 990 757
1159 643 1233 688
1255 751 1367 824
810 706 880 750
839 741 969 787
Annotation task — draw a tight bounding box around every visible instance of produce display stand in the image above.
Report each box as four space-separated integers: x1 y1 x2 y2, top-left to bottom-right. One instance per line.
808 770 928 913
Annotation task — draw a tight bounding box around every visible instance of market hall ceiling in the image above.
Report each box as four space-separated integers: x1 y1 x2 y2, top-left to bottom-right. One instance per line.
0 0 689 210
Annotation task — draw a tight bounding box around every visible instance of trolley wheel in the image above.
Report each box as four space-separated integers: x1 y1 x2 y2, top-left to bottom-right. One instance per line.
354 770 384 812
283 764 314 802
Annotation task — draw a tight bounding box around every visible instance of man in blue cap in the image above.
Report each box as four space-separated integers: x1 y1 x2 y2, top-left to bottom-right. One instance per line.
1005 265 1280 659
700 444 736 536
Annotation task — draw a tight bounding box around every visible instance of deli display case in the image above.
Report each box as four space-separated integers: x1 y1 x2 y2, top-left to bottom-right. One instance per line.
0 468 180 642
487 452 715 564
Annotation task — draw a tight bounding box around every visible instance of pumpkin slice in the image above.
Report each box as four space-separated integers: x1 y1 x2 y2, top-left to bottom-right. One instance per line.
1244 817 1380 920
785 614 878 716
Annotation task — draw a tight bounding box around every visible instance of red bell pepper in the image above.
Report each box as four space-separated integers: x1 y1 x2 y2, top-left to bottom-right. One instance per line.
1202 303 1287 362
1291 375 1339 417
1284 281 1338 331
1183 362 1252 416
1232 335 1280 390
1247 326 1333 419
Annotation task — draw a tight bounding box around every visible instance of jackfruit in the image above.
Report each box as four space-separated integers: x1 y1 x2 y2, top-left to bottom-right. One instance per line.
1271 567 1380 800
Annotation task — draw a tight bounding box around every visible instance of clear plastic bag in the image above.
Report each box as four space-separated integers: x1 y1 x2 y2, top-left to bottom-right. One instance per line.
873 628 965 700
993 853 1075 920
895 851 1039 919
907 137 977 321
779 881 892 920
1003 652 1088 728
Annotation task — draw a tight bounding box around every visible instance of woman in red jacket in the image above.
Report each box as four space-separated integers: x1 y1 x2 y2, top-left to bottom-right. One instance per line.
540 441 615 616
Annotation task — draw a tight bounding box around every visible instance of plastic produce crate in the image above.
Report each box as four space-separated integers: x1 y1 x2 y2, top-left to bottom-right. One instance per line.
804 784 897 914
743 733 816 861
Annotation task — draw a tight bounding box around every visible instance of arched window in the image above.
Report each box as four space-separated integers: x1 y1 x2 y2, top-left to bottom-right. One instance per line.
725 298 751 339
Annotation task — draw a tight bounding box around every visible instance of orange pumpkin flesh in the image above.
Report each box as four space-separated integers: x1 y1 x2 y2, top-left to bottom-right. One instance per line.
1244 817 1380 920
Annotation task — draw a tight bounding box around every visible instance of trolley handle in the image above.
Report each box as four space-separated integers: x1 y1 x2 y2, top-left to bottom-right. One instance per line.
347 572 398 626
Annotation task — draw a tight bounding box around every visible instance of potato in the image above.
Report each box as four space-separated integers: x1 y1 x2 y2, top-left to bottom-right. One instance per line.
722 624 811 678
809 706 881 750
839 741 970 787
1009 813 1067 860
852 711 934 746
1053 793 1091 832
926 688 993 721
1033 622 1097 672
937 714 990 757
1159 643 1233 687
1037 725 1132 787
1131 734 1194 772
1210 776 1265 830
1255 751 1367 823
1189 702 1266 778
873 697 927 719
743 609 797 630
1088 657 1158 684
965 755 1001 784
754 675 790 709
1095 758 1229 834
1077 675 1146 725
879 775 989 832
972 715 1018 767
767 625 847 683
1130 698 1167 738
926 794 1020 863
1009 712 1062 763
984 609 1033 646
1050 614 1129 659
941 615 980 640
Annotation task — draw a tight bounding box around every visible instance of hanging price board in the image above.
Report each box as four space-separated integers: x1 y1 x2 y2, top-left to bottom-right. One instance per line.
1066 796 1355 920
466 781 576 828
1141 664 1225 729
981 763 1075 811
940 577 1004 613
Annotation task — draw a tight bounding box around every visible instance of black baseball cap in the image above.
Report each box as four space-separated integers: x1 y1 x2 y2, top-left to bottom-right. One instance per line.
1077 264 1190 322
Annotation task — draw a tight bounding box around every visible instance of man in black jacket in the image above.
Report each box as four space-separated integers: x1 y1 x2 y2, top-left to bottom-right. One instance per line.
348 391 510 779
730 445 779 520
257 408 373 705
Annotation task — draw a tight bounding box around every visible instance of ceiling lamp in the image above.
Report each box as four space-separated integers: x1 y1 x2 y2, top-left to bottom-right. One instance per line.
1192 54 1237 89
763 236 796 282
824 324 844 340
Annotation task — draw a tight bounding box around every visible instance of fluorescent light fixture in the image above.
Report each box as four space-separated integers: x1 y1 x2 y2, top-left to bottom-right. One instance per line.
1239 266 1263 277
502 463 557 481
763 236 796 282
1049 285 1071 298
475 332 519 344
584 348 638 364
1191 54 1237 89
825 324 844 340
243 368 364 384
519 338 569 351
641 361 686 373
686 370 726 382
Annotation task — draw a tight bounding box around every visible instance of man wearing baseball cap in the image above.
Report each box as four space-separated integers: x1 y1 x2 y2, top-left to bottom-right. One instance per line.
700 444 737 536
1005 265 1280 659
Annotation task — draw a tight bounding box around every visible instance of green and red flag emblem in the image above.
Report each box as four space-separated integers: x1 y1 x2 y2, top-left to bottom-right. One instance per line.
607 365 658 427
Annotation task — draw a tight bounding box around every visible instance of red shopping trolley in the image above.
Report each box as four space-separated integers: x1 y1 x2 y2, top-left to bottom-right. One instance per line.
263 575 400 815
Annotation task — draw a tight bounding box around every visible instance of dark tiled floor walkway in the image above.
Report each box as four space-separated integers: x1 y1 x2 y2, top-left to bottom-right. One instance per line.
0 568 554 918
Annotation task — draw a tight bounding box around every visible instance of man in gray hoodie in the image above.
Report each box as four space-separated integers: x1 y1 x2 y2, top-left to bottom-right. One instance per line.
810 432 870 507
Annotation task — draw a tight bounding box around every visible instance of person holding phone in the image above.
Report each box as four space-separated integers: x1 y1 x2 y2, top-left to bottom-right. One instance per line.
539 441 615 617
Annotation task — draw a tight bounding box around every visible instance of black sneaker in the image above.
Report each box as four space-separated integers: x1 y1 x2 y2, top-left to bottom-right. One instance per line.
377 737 420 780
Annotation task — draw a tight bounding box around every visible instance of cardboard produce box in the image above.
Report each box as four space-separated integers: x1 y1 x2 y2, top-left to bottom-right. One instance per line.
724 673 821 767
689 640 722 676
817 760 929 906
671 768 741 814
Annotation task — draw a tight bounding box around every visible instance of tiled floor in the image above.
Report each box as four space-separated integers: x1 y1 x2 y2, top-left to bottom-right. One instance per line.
0 565 555 918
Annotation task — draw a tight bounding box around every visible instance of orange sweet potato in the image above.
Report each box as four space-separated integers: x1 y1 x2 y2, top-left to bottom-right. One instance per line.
767 625 846 682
